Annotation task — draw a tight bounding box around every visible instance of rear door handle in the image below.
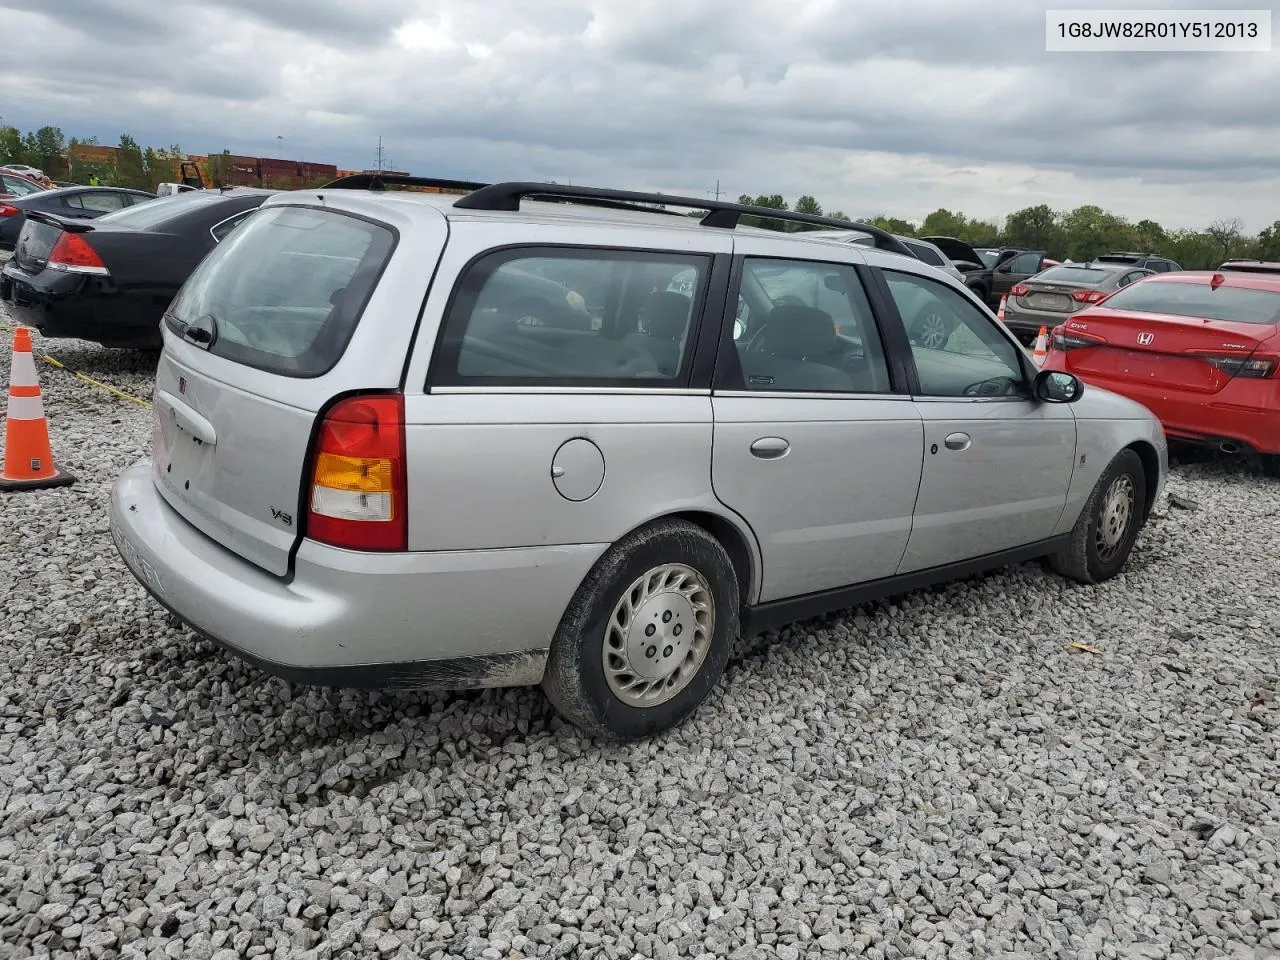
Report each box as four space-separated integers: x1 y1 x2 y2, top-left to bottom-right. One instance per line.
944 432 971 451
750 437 791 459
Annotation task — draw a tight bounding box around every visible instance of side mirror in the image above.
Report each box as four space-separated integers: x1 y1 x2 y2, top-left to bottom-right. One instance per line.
1034 369 1083 403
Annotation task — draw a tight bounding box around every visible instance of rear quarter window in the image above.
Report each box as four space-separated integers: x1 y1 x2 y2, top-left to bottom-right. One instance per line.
1101 281 1280 324
166 205 396 377
432 247 712 386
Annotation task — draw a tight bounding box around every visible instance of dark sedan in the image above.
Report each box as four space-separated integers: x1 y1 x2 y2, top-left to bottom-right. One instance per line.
0 185 156 250
0 188 273 349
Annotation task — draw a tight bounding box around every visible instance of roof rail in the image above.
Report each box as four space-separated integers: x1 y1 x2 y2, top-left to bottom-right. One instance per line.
452 182 916 257
320 173 491 192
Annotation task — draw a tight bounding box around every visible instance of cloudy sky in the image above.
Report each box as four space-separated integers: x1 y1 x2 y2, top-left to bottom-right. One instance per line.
1 0 1277 231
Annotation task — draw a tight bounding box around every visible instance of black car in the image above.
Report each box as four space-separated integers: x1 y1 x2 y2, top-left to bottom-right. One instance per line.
921 237 1051 307
0 188 272 349
0 186 157 250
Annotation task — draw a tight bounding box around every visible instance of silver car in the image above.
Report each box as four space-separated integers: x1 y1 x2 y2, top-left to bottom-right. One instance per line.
1002 263 1153 342
109 180 1168 741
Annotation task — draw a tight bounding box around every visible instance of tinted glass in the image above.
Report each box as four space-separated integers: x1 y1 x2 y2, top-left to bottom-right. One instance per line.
438 249 709 384
95 190 227 229
977 250 1001 267
211 211 252 242
905 241 947 267
61 194 85 210
1034 266 1115 284
733 258 891 393
167 206 395 377
884 270 1027 397
1007 253 1042 273
1 174 42 197
1099 280 1280 325
78 191 128 213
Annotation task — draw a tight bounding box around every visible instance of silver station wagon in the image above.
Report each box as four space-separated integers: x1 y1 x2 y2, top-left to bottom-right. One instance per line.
109 177 1168 740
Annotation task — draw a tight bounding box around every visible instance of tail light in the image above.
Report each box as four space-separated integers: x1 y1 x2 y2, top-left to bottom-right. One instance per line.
0 204 18 218
1188 352 1279 379
47 233 109 275
1010 284 1030 297
1070 290 1109 304
1050 326 1106 352
306 394 407 551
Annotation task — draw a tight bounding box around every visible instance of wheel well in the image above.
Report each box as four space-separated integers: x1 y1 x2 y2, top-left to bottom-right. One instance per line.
669 511 755 605
1126 441 1161 521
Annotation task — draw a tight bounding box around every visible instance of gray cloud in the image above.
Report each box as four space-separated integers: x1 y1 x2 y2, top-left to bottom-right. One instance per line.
0 0 1276 230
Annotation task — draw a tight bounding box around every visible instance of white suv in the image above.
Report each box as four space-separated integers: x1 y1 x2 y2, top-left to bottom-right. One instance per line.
110 177 1167 740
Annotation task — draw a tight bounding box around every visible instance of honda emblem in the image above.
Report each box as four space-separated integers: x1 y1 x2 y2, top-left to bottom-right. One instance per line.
1136 332 1154 346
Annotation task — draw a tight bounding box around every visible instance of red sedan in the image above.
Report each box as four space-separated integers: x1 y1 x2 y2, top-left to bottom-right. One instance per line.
1042 270 1280 476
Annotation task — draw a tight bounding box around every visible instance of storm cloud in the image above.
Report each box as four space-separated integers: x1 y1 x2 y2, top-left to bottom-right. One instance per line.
1 0 1276 229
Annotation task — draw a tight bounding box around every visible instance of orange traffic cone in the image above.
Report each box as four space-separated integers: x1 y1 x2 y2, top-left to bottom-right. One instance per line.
1032 325 1049 366
996 295 1007 323
1 327 75 491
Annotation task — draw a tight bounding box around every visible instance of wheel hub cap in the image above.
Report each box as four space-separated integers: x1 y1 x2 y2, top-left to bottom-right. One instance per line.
1096 475 1135 560
603 563 714 708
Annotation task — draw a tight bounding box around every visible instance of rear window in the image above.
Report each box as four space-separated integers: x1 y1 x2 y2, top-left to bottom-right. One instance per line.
95 190 225 229
1035 266 1115 284
166 205 396 377
433 248 711 386
905 241 947 267
1100 280 1280 324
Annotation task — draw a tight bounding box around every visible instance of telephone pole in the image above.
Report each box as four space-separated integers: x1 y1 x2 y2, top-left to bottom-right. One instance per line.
375 137 388 172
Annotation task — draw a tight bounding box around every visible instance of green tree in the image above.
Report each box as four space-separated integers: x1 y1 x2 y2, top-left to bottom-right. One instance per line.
205 150 233 188
1255 220 1280 262
827 210 850 223
867 215 917 236
33 126 66 176
920 208 973 240
0 126 22 165
1002 204 1067 257
1164 230 1220 271
1132 218 1167 253
112 134 147 189
1060 205 1141 261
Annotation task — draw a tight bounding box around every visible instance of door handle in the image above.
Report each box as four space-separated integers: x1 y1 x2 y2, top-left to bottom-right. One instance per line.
750 437 791 459
944 432 971 451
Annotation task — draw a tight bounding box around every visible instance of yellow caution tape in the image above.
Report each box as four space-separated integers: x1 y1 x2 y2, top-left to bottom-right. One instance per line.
1 321 153 408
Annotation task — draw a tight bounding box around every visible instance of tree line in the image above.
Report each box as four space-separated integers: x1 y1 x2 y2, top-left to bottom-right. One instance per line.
3 124 1274 271
729 193 1277 272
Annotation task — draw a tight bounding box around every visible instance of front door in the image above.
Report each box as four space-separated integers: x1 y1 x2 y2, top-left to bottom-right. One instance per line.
710 242 924 602
878 268 1077 573
993 251 1048 298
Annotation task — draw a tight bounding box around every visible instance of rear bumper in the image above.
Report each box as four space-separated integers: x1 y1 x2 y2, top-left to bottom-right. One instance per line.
1003 304 1076 337
109 459 608 689
0 263 162 348
1044 357 1280 455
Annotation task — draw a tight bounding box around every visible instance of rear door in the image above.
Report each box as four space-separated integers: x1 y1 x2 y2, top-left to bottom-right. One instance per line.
400 220 732 555
873 264 1077 572
149 195 434 576
709 237 923 601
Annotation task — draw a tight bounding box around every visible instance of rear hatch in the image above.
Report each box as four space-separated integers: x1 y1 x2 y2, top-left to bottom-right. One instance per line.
1053 276 1280 394
150 196 439 576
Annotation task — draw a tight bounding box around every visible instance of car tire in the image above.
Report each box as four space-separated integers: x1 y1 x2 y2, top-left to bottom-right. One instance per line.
542 519 740 741
1049 448 1147 584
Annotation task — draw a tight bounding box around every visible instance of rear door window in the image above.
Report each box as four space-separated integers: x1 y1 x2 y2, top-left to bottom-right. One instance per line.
432 248 711 386
78 191 128 213
166 204 396 376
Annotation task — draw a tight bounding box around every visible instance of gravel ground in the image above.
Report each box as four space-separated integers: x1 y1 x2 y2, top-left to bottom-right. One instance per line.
2 310 1279 960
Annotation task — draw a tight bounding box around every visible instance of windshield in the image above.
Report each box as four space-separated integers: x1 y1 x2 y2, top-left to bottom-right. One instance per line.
1034 266 1118 284
95 190 223 229
1100 280 1280 324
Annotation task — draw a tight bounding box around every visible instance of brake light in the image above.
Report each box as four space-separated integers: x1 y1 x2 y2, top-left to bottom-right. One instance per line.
306 394 407 551
0 204 18 218
1050 326 1106 352
47 233 109 275
1070 290 1109 304
1188 352 1279 379
1010 284 1030 297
